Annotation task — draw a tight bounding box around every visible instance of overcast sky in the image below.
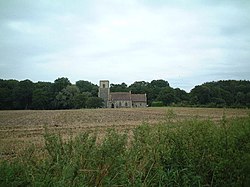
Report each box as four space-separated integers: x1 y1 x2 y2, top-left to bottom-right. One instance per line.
0 0 250 91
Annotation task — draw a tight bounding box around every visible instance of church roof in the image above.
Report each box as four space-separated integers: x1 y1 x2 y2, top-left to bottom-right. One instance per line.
109 92 131 101
109 92 147 102
131 94 147 102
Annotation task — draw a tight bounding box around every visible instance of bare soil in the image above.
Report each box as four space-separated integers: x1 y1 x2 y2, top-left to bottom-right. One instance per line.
0 107 249 160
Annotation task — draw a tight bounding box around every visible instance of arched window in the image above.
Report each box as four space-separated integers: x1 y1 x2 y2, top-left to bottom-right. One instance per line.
103 84 105 88
125 102 128 107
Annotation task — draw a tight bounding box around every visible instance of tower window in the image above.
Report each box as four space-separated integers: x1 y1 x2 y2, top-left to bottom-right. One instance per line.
103 84 105 88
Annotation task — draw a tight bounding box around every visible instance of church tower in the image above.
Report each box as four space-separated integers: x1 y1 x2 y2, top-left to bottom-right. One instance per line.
98 80 110 107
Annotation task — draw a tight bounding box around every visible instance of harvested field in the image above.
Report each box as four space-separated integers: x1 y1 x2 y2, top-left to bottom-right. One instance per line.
0 107 249 160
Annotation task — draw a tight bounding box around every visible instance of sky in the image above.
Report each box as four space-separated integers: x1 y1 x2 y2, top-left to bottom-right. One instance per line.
0 0 250 92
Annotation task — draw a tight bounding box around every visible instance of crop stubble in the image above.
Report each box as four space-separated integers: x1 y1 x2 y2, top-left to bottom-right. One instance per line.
0 107 249 160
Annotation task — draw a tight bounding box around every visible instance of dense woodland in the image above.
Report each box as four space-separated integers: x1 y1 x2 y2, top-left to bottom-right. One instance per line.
0 78 249 109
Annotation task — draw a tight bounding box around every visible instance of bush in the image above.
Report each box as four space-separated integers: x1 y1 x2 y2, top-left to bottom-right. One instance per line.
151 101 164 107
1 116 250 186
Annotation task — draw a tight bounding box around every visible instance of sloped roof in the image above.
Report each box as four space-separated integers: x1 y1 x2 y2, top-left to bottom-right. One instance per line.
109 92 147 102
109 92 131 101
131 94 147 102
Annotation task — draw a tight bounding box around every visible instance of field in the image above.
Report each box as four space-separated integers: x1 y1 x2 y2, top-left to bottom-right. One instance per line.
1 107 250 186
0 107 248 160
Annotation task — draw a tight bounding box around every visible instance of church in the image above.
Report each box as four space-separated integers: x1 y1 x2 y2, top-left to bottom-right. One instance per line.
98 80 147 108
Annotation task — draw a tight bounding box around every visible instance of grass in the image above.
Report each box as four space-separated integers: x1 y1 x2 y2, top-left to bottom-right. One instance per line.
1 109 250 186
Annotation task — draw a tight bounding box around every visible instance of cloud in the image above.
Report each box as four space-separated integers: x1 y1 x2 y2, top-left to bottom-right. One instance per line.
0 0 250 91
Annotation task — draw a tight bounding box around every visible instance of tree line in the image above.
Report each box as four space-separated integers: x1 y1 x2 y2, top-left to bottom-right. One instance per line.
0 78 249 110
0 78 102 110
111 79 250 108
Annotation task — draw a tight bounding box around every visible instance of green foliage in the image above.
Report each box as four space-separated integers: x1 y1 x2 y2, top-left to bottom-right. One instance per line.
0 78 103 110
151 101 164 107
13 79 34 109
74 93 88 109
31 84 54 110
1 78 250 109
53 77 71 94
76 80 98 96
165 108 177 122
110 82 128 92
1 116 250 186
55 85 81 109
190 80 250 107
157 87 177 106
86 97 103 108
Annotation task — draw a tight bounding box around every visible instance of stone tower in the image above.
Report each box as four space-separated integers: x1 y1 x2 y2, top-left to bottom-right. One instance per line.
98 80 110 107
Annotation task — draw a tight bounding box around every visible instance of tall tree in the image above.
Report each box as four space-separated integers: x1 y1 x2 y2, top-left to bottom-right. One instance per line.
53 77 71 94
86 97 103 108
13 79 34 109
129 81 149 94
190 85 211 105
157 87 176 105
74 93 89 109
110 83 128 92
55 85 80 109
31 82 53 109
150 79 169 88
0 79 18 109
76 80 98 96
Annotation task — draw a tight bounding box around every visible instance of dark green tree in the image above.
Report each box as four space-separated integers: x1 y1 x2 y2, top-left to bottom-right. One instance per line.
0 79 18 109
157 87 176 106
129 81 149 94
13 79 34 109
190 85 212 105
150 79 169 88
76 80 98 96
246 92 250 107
174 88 189 103
31 82 54 109
236 92 246 106
86 97 103 108
55 85 80 109
53 77 71 94
74 93 89 109
110 83 128 92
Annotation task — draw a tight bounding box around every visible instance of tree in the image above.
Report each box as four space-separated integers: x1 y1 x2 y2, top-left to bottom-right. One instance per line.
236 92 246 106
76 80 98 96
174 88 189 102
55 85 80 109
246 92 250 107
13 79 34 109
31 89 50 109
53 77 71 94
74 93 89 109
86 97 103 108
129 81 149 94
157 87 176 106
0 79 18 109
0 87 12 109
150 79 169 88
190 85 211 105
110 83 128 92
31 82 54 109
